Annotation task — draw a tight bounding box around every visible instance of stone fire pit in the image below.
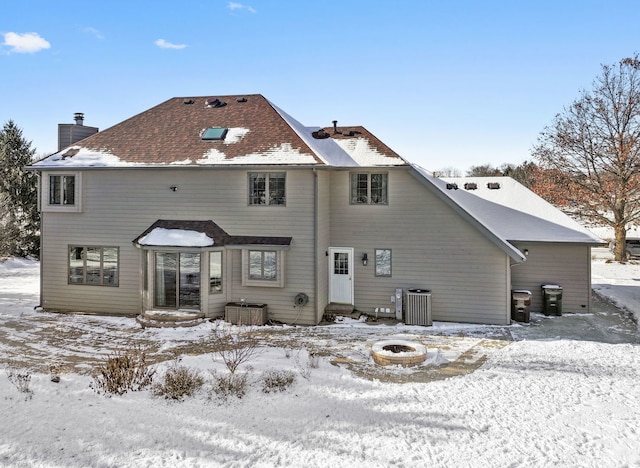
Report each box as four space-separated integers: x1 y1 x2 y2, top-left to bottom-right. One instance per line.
371 339 427 367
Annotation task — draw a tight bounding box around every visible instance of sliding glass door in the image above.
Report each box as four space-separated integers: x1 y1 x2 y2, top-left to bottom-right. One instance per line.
154 252 200 309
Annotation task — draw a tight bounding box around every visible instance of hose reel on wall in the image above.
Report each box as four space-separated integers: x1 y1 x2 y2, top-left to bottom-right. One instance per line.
294 292 309 307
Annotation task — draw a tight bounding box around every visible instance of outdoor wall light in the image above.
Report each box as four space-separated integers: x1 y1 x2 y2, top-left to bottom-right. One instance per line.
524 249 529 256
170 186 178 192
362 253 368 266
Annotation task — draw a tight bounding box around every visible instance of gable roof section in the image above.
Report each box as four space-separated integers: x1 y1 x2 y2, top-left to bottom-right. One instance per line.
322 125 407 166
442 177 604 244
33 94 408 168
411 167 603 260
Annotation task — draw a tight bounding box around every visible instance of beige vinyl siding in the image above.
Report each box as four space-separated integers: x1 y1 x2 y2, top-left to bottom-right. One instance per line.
315 170 331 323
511 242 592 313
40 168 318 324
329 169 511 325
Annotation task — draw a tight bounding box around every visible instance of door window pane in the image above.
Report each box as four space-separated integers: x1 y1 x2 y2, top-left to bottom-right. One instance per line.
179 253 200 309
155 253 177 308
334 252 349 275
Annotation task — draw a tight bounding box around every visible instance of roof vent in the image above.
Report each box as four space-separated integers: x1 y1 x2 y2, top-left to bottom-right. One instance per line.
312 129 330 139
74 113 84 125
236 97 247 103
183 99 195 105
205 98 227 108
446 183 459 190
487 182 501 190
464 182 478 190
332 120 341 134
343 130 361 137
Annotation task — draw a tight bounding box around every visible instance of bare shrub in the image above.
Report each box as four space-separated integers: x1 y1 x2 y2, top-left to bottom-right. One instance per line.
295 349 320 380
261 369 295 393
91 347 156 396
48 359 65 383
210 369 250 400
211 328 259 375
152 359 204 401
5 362 33 399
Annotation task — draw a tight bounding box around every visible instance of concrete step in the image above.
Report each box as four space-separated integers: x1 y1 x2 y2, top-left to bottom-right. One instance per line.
323 303 357 322
136 310 206 328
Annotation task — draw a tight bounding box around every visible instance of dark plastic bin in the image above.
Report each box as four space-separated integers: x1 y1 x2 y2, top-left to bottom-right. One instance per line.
541 284 563 316
511 290 532 323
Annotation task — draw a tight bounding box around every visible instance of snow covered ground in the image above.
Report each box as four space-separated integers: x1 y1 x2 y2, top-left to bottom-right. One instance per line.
0 257 639 467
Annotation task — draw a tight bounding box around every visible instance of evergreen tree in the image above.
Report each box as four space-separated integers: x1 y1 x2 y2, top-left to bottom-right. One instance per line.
0 120 39 258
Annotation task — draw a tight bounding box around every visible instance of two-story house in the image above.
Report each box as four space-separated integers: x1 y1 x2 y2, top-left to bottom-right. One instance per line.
30 94 602 326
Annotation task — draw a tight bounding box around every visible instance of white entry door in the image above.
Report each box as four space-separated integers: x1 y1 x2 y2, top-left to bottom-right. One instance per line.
328 247 354 304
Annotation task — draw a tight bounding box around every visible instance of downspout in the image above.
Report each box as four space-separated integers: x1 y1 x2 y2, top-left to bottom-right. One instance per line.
313 167 319 324
36 172 44 310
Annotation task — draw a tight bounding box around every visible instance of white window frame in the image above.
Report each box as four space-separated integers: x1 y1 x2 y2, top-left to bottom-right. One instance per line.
374 248 392 277
68 245 119 286
350 172 388 205
42 172 82 212
248 172 286 206
209 251 223 294
241 249 286 287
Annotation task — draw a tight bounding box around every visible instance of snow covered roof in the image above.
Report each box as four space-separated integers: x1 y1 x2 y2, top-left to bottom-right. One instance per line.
441 177 604 244
32 94 407 168
410 167 602 259
137 228 214 247
132 220 292 248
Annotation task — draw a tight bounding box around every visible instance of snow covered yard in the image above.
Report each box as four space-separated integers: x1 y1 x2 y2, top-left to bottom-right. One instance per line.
0 258 639 467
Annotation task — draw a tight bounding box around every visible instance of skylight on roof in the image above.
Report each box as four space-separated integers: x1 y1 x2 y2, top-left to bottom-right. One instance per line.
201 127 228 141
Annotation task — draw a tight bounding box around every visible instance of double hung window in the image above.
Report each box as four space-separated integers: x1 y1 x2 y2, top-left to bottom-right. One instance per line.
242 249 285 287
350 173 388 205
43 172 81 212
50 175 75 206
249 173 286 206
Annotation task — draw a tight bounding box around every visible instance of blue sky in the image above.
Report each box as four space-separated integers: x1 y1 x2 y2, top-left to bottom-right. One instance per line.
2 1 639 172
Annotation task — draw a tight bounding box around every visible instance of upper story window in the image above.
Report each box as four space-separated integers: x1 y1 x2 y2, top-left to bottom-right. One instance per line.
42 172 82 213
350 173 388 205
249 172 286 206
50 175 75 206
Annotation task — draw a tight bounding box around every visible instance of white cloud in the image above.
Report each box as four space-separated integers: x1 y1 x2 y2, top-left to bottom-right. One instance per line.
83 27 105 40
154 39 187 50
2 32 51 54
228 2 256 13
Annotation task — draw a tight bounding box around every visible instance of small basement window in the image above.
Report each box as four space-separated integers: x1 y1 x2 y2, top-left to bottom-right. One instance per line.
201 127 228 141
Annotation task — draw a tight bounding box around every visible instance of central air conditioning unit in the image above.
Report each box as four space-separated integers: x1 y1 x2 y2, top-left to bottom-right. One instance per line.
405 289 432 326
